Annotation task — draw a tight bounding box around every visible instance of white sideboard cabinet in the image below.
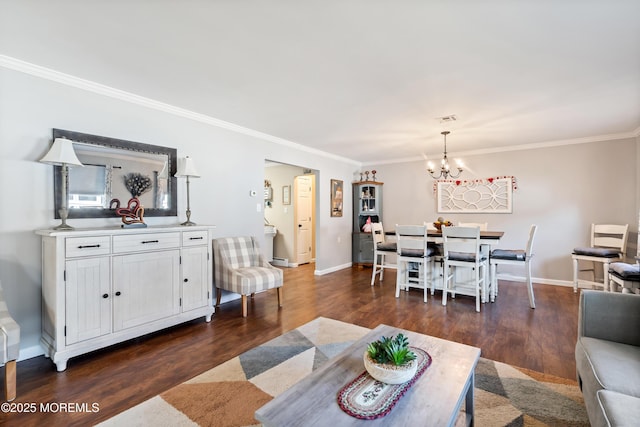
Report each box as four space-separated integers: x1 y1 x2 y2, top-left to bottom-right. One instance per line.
36 225 216 371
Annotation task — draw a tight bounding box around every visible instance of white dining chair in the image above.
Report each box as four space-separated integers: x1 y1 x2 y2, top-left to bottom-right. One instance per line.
441 226 487 312
395 224 434 302
370 222 396 286
609 262 640 294
572 224 629 292
490 224 538 308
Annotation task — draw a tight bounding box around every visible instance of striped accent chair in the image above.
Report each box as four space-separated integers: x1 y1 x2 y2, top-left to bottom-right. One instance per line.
0 281 19 401
213 236 284 317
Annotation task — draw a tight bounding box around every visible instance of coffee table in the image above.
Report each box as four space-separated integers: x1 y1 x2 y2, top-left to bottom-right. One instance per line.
255 324 481 426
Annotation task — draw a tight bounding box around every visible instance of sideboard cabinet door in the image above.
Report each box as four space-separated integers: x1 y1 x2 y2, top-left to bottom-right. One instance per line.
65 257 111 345
181 246 209 312
112 250 181 331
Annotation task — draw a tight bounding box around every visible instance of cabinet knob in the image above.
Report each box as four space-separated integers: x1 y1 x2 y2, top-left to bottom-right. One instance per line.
115 291 122 296
184 278 188 283
102 293 109 299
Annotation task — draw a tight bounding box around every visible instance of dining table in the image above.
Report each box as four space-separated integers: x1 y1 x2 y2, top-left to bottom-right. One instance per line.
387 228 505 303
427 229 504 303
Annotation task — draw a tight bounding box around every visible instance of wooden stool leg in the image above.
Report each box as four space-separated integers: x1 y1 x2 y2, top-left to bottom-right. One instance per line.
277 287 283 307
5 359 16 401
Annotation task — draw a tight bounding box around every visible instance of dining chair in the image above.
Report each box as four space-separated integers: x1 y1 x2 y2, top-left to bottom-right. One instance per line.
213 236 284 317
572 224 629 292
395 224 435 302
370 222 397 286
490 224 538 308
441 226 487 312
423 222 445 296
458 222 488 231
609 262 640 294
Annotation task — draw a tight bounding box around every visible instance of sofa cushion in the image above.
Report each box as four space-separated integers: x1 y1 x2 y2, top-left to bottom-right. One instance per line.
576 337 640 398
573 247 621 258
598 390 640 427
609 262 640 281
234 266 283 294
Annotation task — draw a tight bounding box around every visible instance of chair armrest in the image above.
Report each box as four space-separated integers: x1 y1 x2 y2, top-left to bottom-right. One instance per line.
0 286 20 362
578 290 640 346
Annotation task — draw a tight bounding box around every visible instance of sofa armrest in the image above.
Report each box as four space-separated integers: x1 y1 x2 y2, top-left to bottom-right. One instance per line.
578 289 640 346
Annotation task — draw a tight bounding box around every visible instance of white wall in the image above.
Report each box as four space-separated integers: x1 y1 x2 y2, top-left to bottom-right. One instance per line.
370 138 638 284
0 67 357 359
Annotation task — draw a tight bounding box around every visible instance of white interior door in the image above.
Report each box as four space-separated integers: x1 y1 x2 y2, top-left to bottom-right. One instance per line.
295 175 313 265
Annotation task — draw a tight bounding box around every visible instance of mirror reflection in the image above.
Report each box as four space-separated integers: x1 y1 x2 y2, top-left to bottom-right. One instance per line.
52 129 177 219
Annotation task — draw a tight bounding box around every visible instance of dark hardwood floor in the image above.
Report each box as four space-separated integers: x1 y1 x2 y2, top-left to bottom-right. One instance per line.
2 263 582 426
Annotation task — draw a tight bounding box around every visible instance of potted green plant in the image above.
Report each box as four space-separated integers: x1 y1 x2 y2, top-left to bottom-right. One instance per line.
363 333 418 384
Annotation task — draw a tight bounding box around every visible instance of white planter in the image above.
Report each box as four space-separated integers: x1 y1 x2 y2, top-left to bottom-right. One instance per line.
363 352 417 385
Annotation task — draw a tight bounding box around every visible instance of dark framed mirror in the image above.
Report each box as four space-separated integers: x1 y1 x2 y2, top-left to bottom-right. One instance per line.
51 129 177 218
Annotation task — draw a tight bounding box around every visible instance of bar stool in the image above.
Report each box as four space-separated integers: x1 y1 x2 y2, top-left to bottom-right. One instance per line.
395 224 434 302
441 226 487 312
609 262 640 294
572 224 628 292
370 222 396 286
490 224 538 308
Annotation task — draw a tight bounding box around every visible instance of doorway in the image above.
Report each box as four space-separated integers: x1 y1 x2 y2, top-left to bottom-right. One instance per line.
264 161 317 267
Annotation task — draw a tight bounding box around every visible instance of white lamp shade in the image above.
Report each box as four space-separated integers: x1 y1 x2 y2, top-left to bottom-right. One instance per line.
40 138 84 166
175 156 200 178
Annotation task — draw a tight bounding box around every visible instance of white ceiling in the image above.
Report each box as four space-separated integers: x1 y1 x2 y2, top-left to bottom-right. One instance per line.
1 1 639 164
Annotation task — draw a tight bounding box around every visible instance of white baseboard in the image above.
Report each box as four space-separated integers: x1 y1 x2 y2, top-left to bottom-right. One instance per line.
497 273 573 287
314 262 352 276
271 257 288 267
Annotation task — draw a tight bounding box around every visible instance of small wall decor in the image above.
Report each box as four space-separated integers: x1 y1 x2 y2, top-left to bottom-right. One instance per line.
282 185 291 205
435 176 516 213
331 179 344 217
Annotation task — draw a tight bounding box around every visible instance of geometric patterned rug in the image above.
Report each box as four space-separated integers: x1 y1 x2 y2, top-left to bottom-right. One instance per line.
98 317 589 427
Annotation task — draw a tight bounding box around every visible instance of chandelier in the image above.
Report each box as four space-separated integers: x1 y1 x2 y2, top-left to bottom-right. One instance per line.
427 131 463 179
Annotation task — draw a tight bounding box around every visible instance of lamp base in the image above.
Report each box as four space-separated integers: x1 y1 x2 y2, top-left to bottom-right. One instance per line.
180 208 195 226
54 207 74 230
53 222 74 231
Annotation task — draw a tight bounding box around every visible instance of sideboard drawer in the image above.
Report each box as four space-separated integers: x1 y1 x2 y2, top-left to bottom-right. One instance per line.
112 232 180 254
182 230 209 247
66 236 111 258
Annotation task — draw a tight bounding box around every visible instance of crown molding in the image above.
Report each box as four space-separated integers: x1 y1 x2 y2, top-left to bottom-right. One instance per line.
0 55 360 166
363 131 639 166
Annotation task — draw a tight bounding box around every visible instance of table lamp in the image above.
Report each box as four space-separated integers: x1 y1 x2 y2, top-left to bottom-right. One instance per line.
40 137 84 230
175 156 200 226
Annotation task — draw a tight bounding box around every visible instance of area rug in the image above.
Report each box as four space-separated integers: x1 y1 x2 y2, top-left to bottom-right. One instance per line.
98 317 589 427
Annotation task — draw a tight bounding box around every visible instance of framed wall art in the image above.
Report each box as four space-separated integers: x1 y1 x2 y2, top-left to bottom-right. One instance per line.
282 185 291 205
330 179 343 217
436 177 515 213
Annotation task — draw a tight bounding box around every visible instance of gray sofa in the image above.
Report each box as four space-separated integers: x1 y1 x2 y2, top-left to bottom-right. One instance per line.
575 290 640 426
